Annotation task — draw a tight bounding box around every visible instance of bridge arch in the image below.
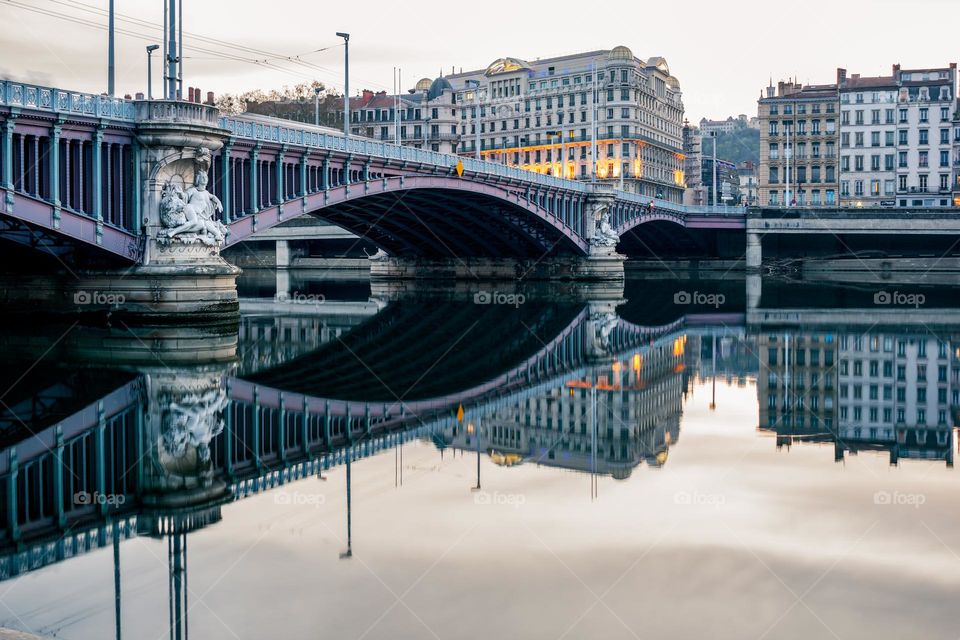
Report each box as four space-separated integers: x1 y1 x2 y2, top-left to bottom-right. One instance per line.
225 176 590 258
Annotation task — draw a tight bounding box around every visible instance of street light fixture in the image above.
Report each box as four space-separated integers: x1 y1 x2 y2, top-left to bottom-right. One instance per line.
466 80 482 161
336 32 350 139
146 45 160 100
314 85 322 126
546 130 565 178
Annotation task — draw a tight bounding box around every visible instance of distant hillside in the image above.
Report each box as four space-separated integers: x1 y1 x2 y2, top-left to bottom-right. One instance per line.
704 127 760 166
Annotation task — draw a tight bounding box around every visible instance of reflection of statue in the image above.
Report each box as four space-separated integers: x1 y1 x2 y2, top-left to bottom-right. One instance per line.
590 311 619 352
158 148 228 247
161 389 229 464
365 247 389 261
590 206 620 247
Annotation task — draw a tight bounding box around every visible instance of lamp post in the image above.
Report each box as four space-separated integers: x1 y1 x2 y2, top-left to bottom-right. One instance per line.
466 80 482 160
546 130 565 177
146 45 159 100
336 32 350 139
314 86 321 126
107 0 115 96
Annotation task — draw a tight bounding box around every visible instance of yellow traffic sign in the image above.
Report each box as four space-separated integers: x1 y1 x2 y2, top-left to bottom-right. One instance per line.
456 404 464 422
455 159 464 177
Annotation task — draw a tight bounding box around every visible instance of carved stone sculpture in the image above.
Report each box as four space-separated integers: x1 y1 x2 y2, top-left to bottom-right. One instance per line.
160 388 229 465
590 311 619 353
365 247 389 261
158 148 228 247
590 205 620 248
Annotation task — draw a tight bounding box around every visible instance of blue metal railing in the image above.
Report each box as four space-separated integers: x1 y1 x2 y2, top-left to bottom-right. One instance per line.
220 113 591 193
0 80 135 121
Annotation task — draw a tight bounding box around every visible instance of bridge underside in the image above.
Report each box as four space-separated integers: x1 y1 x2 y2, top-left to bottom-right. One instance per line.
302 188 583 259
618 220 745 259
245 299 583 402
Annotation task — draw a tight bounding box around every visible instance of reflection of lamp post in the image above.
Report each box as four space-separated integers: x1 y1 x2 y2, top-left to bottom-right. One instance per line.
710 334 717 410
566 378 599 500
340 444 353 559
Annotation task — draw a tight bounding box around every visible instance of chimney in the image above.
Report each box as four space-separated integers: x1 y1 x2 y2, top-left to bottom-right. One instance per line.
188 87 195 102
194 87 202 103
206 91 215 105
134 92 144 100
836 68 847 85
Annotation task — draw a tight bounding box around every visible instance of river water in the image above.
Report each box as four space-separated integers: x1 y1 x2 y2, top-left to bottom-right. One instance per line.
0 273 958 639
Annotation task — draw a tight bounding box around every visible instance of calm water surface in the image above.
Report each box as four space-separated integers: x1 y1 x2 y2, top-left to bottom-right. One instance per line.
0 275 958 639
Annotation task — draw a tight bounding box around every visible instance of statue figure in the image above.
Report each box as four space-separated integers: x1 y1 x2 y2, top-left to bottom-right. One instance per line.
365 247 389 261
158 148 228 247
590 311 620 353
590 205 620 248
161 388 229 464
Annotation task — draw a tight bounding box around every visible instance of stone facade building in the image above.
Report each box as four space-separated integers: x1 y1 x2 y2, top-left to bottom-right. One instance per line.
758 63 958 208
343 46 687 201
758 80 840 207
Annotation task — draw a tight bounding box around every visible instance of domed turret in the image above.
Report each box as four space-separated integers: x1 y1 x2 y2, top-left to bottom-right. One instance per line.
414 77 432 93
427 76 453 101
608 45 633 61
646 57 670 75
484 57 532 76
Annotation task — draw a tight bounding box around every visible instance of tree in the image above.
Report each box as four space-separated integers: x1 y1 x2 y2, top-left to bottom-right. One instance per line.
216 81 334 118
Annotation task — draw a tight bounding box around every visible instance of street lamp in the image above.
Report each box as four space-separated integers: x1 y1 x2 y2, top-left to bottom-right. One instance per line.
314 85 322 126
336 32 350 139
466 80 482 160
146 45 160 100
546 130 565 178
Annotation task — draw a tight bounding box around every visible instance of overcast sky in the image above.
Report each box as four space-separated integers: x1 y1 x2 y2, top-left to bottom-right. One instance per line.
1 0 957 122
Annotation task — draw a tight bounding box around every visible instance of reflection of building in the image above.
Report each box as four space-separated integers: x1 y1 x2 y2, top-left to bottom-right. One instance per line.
442 337 688 478
757 332 838 444
836 333 957 464
758 329 959 466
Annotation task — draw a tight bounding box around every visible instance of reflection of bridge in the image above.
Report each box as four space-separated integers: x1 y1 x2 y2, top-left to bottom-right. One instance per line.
0 302 718 582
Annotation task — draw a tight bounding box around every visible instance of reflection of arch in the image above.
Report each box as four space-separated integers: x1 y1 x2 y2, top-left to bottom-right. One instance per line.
226 177 589 258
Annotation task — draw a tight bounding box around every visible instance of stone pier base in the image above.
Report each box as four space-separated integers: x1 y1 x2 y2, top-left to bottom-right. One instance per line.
369 252 625 282
0 262 240 323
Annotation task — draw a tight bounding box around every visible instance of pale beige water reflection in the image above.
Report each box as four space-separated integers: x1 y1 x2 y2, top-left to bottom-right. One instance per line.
3 377 958 639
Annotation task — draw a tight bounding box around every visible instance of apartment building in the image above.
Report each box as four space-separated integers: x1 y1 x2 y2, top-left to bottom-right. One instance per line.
758 81 840 207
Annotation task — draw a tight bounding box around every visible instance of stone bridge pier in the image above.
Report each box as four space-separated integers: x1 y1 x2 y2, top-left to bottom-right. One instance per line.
1 100 241 323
